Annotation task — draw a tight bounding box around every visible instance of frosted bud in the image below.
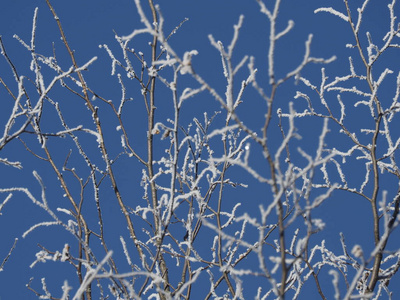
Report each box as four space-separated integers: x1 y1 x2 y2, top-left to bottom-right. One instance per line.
351 245 363 258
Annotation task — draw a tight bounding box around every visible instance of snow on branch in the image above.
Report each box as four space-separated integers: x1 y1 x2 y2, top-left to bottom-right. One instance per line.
314 7 349 23
0 158 22 169
22 221 60 238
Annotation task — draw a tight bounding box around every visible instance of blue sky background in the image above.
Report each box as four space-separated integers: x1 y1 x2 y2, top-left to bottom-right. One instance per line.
0 0 399 299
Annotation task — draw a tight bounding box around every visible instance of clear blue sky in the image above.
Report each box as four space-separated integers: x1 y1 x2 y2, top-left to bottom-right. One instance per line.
0 0 399 299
